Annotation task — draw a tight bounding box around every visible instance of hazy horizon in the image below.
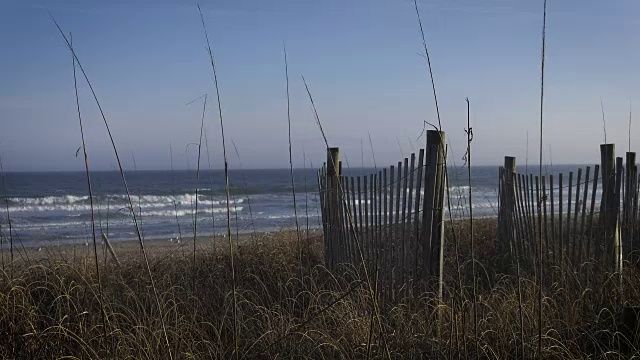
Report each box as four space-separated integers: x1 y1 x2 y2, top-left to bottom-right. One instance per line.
3 0 640 172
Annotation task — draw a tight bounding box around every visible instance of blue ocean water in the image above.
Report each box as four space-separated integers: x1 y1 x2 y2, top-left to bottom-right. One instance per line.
0 165 590 246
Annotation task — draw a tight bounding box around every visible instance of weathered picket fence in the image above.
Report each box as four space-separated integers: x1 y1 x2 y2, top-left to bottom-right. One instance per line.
318 130 447 300
498 144 639 277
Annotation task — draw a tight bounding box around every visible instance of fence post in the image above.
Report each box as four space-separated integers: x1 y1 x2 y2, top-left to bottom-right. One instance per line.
421 131 446 295
500 156 517 260
600 144 619 273
625 152 636 260
327 147 340 270
615 157 623 275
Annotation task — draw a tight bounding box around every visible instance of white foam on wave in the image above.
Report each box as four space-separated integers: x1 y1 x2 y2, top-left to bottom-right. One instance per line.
10 195 89 205
144 207 243 217
7 193 246 212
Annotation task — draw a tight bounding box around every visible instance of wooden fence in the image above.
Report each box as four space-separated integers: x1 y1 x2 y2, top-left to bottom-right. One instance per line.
318 130 447 300
498 144 639 277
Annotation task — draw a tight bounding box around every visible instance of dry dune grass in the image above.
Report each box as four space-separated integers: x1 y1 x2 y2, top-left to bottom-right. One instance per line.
0 221 639 359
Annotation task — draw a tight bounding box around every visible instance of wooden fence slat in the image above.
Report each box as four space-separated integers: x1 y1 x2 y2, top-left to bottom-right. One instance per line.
501 158 517 256
341 175 348 265
388 165 396 293
382 168 389 296
567 171 574 263
542 176 548 271
559 173 564 272
378 170 383 286
550 174 555 267
406 153 416 279
395 162 403 286
535 175 540 265
579 166 591 264
363 174 369 269
517 173 527 251
572 169 582 265
413 149 425 277
508 169 522 260
614 157 623 273
400 158 409 285
527 173 536 255
340 175 349 265
373 173 379 272
524 174 535 264
529 174 537 248
523 174 531 244
522 173 528 236
357 176 364 263
319 168 328 266
347 175 355 265
519 173 533 267
587 165 600 262
370 174 375 271
350 176 359 266
514 172 527 263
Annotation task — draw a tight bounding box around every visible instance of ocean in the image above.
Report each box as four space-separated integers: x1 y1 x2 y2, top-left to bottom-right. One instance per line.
0 165 588 247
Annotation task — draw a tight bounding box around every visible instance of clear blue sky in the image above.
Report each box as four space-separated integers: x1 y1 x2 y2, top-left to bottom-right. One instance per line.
2 0 640 171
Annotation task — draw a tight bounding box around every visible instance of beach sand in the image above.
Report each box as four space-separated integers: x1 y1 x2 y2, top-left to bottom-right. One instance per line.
4 228 324 266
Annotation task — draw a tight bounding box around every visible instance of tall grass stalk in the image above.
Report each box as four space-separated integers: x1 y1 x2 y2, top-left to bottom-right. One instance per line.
284 44 303 275
197 5 239 358
0 203 3 272
0 152 15 358
368 131 377 169
204 132 217 250
302 76 391 359
526 130 529 174
537 1 548 358
70 32 109 349
0 156 12 279
169 142 183 241
360 138 365 173
131 154 144 239
230 139 257 242
414 0 458 341
395 136 405 158
191 94 208 271
231 191 241 244
303 148 310 238
465 98 478 359
629 102 632 152
413 0 442 131
50 16 173 360
601 99 607 144
405 129 417 153
310 159 323 228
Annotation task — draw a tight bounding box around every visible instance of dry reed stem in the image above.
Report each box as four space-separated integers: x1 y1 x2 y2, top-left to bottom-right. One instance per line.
50 16 173 360
197 5 239 358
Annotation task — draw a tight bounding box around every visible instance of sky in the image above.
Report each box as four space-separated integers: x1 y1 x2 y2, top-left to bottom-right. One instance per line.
2 0 640 171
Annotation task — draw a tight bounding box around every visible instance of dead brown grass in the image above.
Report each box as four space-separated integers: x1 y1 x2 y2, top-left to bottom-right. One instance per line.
0 224 639 359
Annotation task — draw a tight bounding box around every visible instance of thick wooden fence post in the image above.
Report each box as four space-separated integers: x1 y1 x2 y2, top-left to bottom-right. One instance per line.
600 144 619 273
500 156 517 260
327 147 340 270
615 157 623 274
422 130 446 296
624 152 637 260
